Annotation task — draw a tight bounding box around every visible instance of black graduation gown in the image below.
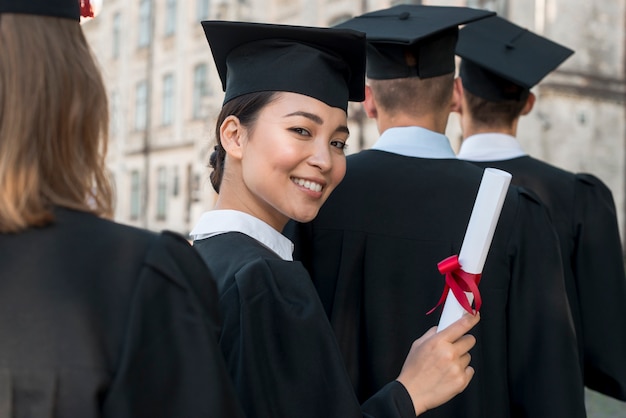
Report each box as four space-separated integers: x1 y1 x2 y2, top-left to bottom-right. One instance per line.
470 155 626 400
286 150 586 418
0 207 244 418
193 232 415 418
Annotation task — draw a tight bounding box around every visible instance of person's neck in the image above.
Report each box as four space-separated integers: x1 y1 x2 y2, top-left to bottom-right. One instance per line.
214 190 288 233
376 111 449 136
461 116 518 140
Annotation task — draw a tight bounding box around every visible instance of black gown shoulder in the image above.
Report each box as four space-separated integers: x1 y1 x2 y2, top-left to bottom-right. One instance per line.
0 207 244 418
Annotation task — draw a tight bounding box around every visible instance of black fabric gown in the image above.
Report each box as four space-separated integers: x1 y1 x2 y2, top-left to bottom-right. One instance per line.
0 207 244 418
470 155 626 400
286 150 586 418
194 231 415 418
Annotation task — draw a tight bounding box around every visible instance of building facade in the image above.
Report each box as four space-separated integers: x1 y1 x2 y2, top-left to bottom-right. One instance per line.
82 0 626 242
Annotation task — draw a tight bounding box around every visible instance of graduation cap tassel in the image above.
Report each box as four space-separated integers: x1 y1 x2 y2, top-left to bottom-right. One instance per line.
80 0 94 18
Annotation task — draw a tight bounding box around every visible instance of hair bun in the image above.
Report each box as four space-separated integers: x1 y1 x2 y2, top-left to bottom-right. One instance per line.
209 146 219 169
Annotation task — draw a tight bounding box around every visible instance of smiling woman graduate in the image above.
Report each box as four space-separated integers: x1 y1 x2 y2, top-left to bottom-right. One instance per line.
190 20 481 418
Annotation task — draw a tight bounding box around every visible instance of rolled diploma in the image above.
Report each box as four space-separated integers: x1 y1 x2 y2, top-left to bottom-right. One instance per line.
437 168 512 332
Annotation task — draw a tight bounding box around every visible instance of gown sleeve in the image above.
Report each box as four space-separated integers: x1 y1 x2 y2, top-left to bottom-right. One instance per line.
102 232 245 418
218 256 415 418
573 174 626 400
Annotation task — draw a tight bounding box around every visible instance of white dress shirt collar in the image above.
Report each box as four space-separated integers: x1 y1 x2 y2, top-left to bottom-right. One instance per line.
457 133 528 162
371 126 456 159
190 209 294 261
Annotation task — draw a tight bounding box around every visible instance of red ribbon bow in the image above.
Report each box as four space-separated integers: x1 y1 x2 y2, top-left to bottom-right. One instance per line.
427 255 482 315
80 0 94 18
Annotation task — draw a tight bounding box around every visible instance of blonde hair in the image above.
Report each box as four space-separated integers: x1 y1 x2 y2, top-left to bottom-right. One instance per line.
0 14 112 232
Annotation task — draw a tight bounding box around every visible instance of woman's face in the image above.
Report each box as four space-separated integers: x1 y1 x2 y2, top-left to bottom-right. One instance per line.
222 92 349 231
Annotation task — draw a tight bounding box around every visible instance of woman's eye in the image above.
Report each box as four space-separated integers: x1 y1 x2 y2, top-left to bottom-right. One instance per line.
330 140 348 150
290 127 311 136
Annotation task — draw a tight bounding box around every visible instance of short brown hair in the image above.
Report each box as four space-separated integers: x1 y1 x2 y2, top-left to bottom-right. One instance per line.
0 14 112 232
368 73 454 116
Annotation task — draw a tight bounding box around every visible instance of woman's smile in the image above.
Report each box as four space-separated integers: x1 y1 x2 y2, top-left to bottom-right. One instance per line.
290 176 324 193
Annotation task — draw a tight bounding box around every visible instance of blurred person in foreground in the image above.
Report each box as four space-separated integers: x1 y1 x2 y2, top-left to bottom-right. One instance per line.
0 1 244 416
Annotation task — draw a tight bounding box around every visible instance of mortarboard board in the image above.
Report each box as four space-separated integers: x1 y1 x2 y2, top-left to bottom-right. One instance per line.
457 15 574 101
201 21 367 112
334 5 494 80
0 0 92 20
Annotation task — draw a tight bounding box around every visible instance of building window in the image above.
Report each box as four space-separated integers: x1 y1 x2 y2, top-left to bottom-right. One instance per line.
110 90 119 136
192 63 209 119
172 166 180 197
135 81 148 131
162 74 174 126
130 170 141 220
156 167 168 221
190 171 201 203
165 0 177 36
196 0 209 20
112 12 121 58
138 0 152 48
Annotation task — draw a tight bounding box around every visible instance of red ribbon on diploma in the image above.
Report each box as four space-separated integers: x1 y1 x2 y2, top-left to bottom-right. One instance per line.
427 255 482 315
80 0 94 18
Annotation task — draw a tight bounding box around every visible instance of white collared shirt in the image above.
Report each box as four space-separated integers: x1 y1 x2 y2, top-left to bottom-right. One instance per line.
457 133 528 162
190 209 294 261
371 126 457 159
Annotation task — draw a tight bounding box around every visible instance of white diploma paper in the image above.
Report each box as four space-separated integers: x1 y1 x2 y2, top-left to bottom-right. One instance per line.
437 168 512 332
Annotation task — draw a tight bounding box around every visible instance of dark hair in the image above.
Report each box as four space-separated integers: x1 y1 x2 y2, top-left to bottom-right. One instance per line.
463 87 528 129
209 91 279 193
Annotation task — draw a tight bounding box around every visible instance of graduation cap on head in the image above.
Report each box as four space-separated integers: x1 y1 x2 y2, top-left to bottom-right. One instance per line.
334 5 495 80
0 0 93 20
201 20 367 112
457 16 574 101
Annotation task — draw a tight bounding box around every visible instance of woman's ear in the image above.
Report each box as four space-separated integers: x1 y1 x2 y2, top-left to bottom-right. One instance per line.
220 115 244 160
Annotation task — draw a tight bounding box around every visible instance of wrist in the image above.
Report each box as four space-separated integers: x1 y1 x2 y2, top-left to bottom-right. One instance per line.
395 378 426 416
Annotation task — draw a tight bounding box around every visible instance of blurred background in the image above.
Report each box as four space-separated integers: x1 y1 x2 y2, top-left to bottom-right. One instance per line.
82 1 626 416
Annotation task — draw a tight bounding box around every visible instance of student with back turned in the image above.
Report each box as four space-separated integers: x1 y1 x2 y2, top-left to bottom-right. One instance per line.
454 15 626 402
287 5 586 417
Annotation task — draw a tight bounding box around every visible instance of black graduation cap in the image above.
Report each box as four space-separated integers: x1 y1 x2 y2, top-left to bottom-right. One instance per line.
0 0 84 20
457 16 574 101
334 5 495 80
201 20 367 112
